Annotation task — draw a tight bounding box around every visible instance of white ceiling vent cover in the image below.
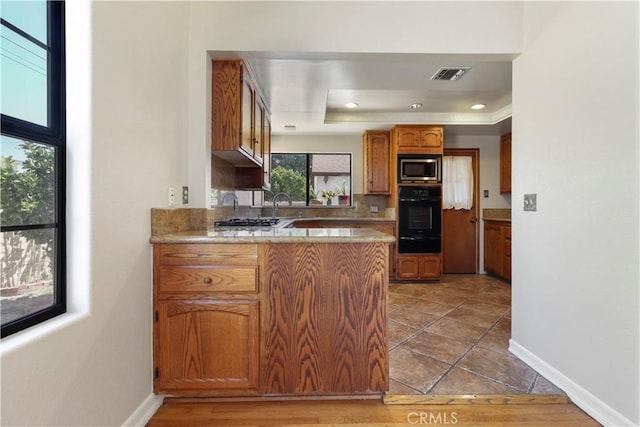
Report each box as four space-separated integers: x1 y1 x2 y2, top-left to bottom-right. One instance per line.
430 67 471 81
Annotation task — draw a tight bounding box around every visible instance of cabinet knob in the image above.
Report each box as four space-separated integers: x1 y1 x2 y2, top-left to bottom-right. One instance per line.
203 277 212 285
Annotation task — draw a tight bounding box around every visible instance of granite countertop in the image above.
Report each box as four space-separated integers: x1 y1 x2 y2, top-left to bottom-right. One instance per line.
482 208 511 223
150 227 396 244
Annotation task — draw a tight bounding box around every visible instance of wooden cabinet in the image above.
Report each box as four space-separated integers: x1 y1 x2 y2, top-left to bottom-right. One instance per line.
363 130 391 195
500 133 511 194
287 219 396 279
153 244 260 395
212 59 271 189
396 254 441 280
483 220 511 281
393 125 444 154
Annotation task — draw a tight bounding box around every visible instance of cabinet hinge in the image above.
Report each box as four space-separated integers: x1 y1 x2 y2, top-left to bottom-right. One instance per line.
154 310 158 322
154 367 159 379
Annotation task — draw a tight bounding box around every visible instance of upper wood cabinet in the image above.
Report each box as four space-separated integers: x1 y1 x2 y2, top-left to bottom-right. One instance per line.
500 133 512 194
212 59 272 190
212 59 271 172
392 125 444 154
363 130 391 195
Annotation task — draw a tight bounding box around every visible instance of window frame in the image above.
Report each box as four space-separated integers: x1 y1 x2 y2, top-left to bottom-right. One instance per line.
1 1 66 338
267 152 352 207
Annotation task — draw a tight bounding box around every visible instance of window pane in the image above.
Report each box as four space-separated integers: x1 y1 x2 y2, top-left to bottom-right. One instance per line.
1 136 56 226
269 154 308 203
1 228 55 326
310 154 351 206
0 15 48 126
0 0 47 43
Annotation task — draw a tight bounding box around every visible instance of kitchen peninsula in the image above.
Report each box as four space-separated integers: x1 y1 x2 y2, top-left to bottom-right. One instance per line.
150 209 394 398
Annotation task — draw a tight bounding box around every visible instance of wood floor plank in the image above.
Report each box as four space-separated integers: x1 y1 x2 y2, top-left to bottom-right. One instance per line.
146 398 601 426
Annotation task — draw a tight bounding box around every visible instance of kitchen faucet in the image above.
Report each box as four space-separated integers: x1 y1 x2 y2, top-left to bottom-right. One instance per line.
219 192 238 211
272 192 292 219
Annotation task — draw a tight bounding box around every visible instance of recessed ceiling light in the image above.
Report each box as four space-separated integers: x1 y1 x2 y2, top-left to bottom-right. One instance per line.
471 104 486 110
344 102 359 109
409 103 423 109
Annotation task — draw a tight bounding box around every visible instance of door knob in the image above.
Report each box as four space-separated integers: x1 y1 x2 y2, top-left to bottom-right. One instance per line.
470 217 478 223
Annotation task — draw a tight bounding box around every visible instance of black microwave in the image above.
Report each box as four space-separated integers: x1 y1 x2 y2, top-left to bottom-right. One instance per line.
397 154 442 183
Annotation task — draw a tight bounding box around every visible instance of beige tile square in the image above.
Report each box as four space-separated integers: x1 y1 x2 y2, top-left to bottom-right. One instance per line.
530 375 566 395
411 299 456 317
425 318 488 343
387 378 421 395
444 306 502 329
390 306 439 329
403 331 472 364
457 347 537 392
389 320 419 346
430 367 520 394
458 300 510 317
389 346 451 393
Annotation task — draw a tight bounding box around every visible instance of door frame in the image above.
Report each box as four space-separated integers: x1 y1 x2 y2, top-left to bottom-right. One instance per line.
443 148 480 273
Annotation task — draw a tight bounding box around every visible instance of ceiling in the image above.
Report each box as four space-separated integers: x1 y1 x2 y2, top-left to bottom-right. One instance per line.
216 52 513 137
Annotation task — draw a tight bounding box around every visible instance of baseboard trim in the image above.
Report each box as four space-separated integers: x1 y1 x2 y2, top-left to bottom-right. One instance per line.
509 339 636 427
122 393 163 427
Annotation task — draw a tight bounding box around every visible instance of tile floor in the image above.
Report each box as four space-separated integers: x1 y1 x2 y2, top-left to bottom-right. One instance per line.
388 274 566 395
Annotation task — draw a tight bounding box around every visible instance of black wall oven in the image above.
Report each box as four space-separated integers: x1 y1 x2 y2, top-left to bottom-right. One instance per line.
398 185 442 254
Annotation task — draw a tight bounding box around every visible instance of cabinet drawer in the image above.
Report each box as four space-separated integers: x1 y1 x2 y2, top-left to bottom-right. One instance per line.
156 244 258 266
158 265 258 293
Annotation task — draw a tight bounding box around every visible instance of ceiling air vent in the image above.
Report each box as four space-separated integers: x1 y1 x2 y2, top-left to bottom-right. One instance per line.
430 67 471 81
283 124 297 131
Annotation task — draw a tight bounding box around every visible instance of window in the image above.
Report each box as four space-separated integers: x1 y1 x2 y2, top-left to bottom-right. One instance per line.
267 153 352 206
1 1 66 338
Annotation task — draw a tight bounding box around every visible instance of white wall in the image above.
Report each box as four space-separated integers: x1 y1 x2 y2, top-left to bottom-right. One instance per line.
511 2 639 426
188 1 524 206
0 2 189 425
445 134 511 272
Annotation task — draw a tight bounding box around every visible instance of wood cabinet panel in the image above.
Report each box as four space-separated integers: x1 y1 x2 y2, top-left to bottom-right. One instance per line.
363 130 391 194
393 126 443 154
158 265 258 294
483 221 511 281
156 244 258 266
500 133 511 194
260 243 388 395
397 254 441 280
155 299 259 393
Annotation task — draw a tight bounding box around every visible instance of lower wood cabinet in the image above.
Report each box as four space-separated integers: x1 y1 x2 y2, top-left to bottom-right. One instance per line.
155 299 259 393
153 240 389 397
483 220 511 281
396 254 441 280
153 244 260 395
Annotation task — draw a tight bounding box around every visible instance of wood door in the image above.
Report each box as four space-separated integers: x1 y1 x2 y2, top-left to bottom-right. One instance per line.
442 149 479 273
154 299 259 394
363 131 391 194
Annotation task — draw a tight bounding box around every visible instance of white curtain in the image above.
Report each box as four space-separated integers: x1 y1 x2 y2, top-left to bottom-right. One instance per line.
442 156 473 210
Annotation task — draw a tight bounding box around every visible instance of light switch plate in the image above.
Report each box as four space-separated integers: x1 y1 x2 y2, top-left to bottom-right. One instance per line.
524 193 537 211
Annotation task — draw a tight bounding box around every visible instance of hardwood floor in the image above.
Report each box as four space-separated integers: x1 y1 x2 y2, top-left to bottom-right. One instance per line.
146 397 601 426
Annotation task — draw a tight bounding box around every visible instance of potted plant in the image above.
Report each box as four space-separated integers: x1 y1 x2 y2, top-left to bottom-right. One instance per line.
320 189 336 206
336 180 350 206
309 185 322 205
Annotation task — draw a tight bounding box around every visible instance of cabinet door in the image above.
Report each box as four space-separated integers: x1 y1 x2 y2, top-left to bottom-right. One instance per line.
241 76 255 156
419 254 441 279
500 133 511 194
262 112 271 190
363 131 391 194
420 128 443 150
483 223 503 276
154 299 259 394
397 255 419 279
396 128 421 150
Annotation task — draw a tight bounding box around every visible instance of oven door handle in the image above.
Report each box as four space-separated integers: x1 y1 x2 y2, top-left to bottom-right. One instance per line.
399 197 440 203
399 235 440 241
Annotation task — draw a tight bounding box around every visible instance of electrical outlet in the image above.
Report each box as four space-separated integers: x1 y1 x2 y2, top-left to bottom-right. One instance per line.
168 187 175 207
524 193 537 211
182 186 189 204
483 190 489 198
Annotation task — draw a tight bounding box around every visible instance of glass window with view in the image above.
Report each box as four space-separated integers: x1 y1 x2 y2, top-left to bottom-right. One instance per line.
1 1 66 338
266 153 352 206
